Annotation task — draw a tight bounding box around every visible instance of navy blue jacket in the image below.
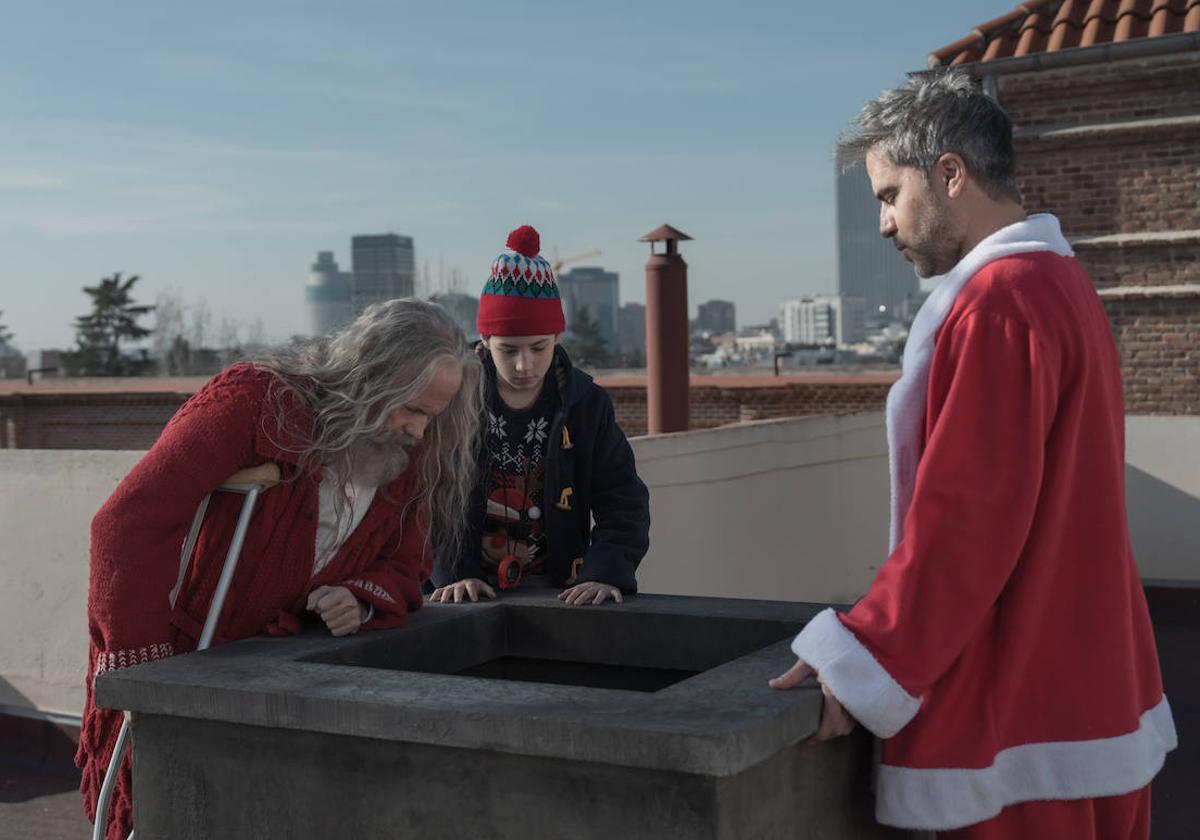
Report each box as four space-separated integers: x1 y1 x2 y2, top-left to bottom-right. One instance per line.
434 346 650 592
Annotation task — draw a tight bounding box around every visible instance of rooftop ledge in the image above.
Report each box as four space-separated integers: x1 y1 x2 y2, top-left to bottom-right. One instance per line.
1070 230 1200 249
1014 113 1200 141
1095 284 1200 300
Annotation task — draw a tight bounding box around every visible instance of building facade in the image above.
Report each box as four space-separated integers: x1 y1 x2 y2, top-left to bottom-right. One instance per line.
929 7 1200 414
559 267 619 351
617 302 647 359
837 161 919 324
780 295 866 346
697 299 737 335
351 234 416 313
429 292 480 342
305 251 354 337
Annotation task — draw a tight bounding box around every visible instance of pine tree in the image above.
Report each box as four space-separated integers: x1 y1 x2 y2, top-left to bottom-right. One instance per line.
563 305 611 368
63 273 155 375
0 311 13 349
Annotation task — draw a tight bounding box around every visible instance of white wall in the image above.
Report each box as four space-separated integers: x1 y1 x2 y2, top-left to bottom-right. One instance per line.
1124 416 1200 582
631 413 891 603
1 414 1195 719
0 450 142 718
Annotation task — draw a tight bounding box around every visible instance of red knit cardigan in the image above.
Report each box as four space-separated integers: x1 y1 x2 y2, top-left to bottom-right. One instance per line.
77 363 430 839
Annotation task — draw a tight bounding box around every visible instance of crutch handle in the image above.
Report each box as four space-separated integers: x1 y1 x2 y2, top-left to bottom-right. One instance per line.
223 462 280 488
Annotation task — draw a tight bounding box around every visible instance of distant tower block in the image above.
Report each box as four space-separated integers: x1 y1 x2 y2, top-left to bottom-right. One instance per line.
640 224 692 435
352 234 416 313
306 252 353 337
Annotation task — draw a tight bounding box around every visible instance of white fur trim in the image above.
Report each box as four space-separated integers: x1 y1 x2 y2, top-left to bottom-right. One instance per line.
791 608 921 738
876 695 1178 830
886 214 1074 551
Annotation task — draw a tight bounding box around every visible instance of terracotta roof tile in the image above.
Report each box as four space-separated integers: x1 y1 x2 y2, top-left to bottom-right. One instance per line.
929 0 1200 66
951 47 986 64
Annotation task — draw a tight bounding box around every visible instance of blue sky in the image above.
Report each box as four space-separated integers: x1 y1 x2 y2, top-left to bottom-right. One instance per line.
1 0 1009 350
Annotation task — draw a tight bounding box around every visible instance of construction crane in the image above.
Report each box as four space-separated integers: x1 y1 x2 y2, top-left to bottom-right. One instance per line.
550 248 601 274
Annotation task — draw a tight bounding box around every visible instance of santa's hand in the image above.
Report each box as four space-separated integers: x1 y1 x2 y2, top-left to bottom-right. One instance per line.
429 578 496 604
769 657 858 741
558 581 623 606
306 585 369 636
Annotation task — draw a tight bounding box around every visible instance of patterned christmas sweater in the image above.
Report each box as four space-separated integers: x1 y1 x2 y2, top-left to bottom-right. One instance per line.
480 380 556 580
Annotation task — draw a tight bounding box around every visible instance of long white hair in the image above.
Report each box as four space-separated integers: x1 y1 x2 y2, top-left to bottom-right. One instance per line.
256 298 482 561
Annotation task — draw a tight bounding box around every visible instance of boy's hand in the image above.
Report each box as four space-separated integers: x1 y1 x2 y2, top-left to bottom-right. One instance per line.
306 585 369 637
558 581 623 606
429 578 496 604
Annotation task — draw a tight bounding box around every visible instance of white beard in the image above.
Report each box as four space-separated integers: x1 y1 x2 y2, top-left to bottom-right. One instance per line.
347 432 417 488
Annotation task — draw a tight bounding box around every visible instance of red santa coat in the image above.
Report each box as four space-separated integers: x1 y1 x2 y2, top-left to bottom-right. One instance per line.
77 363 429 839
792 251 1176 830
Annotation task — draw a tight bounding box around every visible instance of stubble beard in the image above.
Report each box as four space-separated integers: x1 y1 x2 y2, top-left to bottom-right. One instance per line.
903 192 962 279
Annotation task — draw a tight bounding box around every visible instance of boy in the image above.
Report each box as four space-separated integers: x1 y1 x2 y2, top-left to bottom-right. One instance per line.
430 225 650 605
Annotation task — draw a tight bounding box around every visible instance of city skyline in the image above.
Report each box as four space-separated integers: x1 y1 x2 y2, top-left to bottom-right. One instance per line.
0 1 1005 351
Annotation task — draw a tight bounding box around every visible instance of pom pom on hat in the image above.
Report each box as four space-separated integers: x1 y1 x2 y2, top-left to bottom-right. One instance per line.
477 224 566 337
506 225 541 258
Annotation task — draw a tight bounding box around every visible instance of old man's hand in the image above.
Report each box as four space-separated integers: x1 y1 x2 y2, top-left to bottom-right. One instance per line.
307 585 369 636
769 658 858 742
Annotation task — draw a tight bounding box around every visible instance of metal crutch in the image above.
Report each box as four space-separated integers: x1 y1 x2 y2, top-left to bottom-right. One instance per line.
92 479 269 840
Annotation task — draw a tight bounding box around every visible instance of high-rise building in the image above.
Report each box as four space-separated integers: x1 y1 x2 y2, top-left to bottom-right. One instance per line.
837 160 918 324
429 292 480 342
559 267 619 351
617 302 646 359
696 299 736 335
780 295 866 346
897 290 932 327
352 234 415 313
305 251 354 336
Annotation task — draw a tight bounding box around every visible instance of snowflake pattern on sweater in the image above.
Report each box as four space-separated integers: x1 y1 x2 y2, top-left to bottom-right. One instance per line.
481 382 555 577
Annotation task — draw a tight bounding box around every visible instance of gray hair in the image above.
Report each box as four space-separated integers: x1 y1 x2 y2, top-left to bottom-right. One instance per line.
256 298 483 564
838 70 1021 203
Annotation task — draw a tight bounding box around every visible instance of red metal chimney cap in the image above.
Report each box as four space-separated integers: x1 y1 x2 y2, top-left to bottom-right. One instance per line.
639 224 693 243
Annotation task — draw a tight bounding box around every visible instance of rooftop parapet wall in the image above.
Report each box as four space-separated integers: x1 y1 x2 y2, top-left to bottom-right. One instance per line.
0 375 900 449
606 376 897 438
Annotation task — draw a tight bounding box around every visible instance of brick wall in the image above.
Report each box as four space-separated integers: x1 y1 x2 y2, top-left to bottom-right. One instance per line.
1014 123 1200 238
997 51 1200 130
1102 289 1200 414
989 49 1200 415
0 394 187 450
606 380 894 437
1075 238 1200 289
0 379 897 449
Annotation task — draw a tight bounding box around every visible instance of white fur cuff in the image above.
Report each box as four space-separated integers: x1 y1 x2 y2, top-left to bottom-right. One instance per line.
791 608 921 738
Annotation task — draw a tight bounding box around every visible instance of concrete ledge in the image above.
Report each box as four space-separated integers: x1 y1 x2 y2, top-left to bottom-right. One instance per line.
96 591 830 778
1015 113 1200 142
1072 230 1200 250
1096 284 1200 300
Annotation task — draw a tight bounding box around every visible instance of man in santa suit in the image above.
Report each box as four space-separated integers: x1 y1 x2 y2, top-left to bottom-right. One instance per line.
79 298 483 840
771 71 1176 838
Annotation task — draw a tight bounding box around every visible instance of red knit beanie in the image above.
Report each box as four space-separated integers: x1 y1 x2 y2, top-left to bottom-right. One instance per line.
476 225 566 337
